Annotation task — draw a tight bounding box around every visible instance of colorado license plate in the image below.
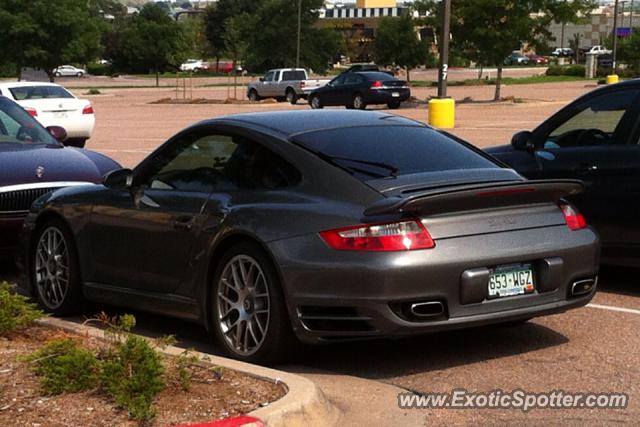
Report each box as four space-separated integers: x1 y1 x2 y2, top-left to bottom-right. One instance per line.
488 266 535 299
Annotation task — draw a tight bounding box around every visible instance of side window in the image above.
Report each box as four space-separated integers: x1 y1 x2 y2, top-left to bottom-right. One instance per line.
144 131 300 192
331 74 347 86
344 74 361 85
545 90 639 148
264 71 275 82
0 110 24 137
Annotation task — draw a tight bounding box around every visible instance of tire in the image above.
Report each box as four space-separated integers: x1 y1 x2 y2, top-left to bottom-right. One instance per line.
211 242 297 364
387 101 401 109
76 72 83 77
55 72 62 77
286 89 298 105
31 219 84 316
248 89 260 102
64 138 87 148
352 93 366 110
275 97 286 103
309 95 323 109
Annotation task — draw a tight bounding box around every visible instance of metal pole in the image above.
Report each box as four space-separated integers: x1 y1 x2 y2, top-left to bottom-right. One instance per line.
296 0 302 68
437 0 451 98
613 0 620 70
631 0 634 31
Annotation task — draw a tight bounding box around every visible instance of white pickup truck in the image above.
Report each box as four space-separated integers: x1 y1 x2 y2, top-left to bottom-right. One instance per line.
247 68 330 104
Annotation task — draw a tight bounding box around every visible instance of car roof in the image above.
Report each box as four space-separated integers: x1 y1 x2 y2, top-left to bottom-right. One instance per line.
0 81 64 89
204 110 423 137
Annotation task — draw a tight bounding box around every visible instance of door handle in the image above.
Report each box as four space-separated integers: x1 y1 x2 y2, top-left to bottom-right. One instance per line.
173 216 195 232
575 164 598 174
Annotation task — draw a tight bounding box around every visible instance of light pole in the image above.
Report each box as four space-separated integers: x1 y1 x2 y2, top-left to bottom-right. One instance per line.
437 0 451 98
631 0 634 31
296 0 302 68
613 0 620 70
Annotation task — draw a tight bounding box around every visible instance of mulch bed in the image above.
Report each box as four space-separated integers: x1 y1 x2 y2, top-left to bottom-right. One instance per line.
0 326 285 427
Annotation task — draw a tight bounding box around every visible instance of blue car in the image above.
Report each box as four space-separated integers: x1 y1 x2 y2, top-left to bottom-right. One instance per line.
0 96 120 257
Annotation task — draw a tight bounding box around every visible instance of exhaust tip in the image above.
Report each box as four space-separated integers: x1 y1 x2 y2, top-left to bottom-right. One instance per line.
571 277 597 296
409 301 445 318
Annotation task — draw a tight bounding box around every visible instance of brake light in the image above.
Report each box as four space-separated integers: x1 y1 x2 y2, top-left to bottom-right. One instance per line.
560 203 587 230
320 220 434 251
371 80 383 88
300 81 305 88
25 107 37 117
82 105 94 114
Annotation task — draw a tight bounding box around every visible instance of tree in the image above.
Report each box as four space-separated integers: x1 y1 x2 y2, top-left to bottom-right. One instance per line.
452 0 595 101
223 16 248 99
549 0 596 48
0 0 102 81
374 15 430 82
103 4 188 86
203 0 257 66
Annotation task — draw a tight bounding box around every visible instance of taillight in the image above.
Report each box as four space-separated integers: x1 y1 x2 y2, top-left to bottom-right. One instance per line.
560 203 587 230
320 219 435 251
82 105 94 114
25 107 37 117
371 80 383 88
300 81 305 88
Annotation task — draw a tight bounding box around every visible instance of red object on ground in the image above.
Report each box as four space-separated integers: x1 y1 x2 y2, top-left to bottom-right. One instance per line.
175 415 265 427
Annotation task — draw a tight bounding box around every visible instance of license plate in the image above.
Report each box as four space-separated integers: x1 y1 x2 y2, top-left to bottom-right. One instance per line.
53 112 67 119
488 266 535 299
392 92 400 97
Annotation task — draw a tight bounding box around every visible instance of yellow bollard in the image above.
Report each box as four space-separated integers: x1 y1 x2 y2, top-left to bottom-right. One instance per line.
428 98 455 129
606 74 619 84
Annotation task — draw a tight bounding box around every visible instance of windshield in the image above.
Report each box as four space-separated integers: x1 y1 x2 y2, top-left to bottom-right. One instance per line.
9 85 74 100
292 125 498 181
0 97 59 145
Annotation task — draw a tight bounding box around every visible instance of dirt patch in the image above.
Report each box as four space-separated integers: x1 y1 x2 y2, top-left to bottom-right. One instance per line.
150 98 276 105
0 326 285 427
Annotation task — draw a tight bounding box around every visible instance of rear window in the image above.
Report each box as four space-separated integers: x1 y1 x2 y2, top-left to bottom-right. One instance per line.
9 85 74 101
282 70 306 81
360 72 395 81
293 126 498 180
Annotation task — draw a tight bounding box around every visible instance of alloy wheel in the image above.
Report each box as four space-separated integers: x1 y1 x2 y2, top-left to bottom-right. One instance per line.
216 255 271 356
35 227 70 310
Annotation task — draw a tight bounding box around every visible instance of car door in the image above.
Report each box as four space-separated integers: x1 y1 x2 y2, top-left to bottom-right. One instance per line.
86 128 235 293
529 87 640 255
342 73 364 105
262 70 278 97
321 74 347 106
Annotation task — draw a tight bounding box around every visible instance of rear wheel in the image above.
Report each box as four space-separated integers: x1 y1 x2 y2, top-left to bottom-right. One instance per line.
286 89 298 105
248 89 260 102
211 242 296 364
387 101 401 109
309 95 323 109
32 219 84 316
65 138 87 148
352 93 366 110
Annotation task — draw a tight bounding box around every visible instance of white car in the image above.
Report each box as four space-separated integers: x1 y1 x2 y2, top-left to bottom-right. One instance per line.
179 59 207 72
588 45 612 55
53 65 86 77
0 82 95 147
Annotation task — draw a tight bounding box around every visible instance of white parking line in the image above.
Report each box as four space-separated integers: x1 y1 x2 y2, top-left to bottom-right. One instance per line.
587 303 640 316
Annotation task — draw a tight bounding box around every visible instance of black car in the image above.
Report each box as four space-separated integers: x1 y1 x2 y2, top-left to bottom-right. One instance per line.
486 80 640 267
308 72 410 110
0 96 120 258
19 111 599 364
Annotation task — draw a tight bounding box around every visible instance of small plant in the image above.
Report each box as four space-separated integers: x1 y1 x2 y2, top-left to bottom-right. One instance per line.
102 335 165 421
0 282 43 335
172 348 200 391
26 338 100 395
86 88 101 95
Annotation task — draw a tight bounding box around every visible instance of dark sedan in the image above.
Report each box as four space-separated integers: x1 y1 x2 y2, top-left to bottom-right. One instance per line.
308 72 410 110
0 96 120 258
20 111 599 364
486 80 640 267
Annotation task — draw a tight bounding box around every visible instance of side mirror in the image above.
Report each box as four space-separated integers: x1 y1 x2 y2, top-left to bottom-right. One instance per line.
511 131 535 152
103 168 133 189
259 77 264 82
46 126 67 143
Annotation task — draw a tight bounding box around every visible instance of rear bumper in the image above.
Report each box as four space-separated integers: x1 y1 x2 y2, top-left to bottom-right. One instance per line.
365 88 411 104
268 225 600 344
36 115 95 139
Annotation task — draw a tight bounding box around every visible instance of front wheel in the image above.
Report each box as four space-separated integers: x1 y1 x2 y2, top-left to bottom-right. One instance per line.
76 72 84 77
247 89 260 102
32 219 84 316
54 72 62 77
211 243 296 364
309 95 323 109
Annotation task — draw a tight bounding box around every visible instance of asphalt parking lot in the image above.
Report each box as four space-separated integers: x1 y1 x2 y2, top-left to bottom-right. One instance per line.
2 78 638 425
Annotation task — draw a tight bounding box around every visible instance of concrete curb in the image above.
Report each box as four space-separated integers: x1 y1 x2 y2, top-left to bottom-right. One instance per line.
37 317 340 427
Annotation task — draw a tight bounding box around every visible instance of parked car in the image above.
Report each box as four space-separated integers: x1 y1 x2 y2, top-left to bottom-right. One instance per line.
0 82 95 148
180 59 207 72
527 54 549 65
18 110 599 364
551 48 575 58
247 68 330 105
0 96 120 258
588 45 612 55
53 65 86 77
504 52 530 66
308 71 410 110
486 80 640 267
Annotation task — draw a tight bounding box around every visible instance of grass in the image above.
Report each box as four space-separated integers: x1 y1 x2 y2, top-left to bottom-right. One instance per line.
410 74 596 88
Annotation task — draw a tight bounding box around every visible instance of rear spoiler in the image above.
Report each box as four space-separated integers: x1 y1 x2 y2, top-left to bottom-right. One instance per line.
363 180 584 217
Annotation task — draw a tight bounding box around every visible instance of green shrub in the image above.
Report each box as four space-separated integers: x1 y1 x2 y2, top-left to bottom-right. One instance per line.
102 335 165 421
86 88 102 95
27 339 100 395
546 65 585 76
0 282 43 335
87 62 109 76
